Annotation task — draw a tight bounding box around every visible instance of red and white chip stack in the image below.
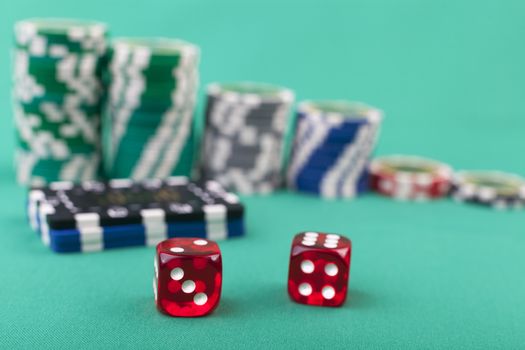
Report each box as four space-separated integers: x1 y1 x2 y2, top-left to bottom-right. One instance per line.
370 155 452 200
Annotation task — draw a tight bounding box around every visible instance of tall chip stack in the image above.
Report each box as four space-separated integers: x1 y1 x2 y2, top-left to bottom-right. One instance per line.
12 19 108 186
287 101 383 198
102 38 199 180
200 82 295 194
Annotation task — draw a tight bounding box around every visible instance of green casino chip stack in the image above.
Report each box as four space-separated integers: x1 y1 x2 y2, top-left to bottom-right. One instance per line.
102 38 200 180
12 18 108 186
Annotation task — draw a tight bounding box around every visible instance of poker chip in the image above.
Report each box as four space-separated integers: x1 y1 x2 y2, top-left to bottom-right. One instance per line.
287 100 382 198
102 37 199 180
370 155 452 200
12 18 108 186
28 177 245 253
451 171 525 210
199 82 295 194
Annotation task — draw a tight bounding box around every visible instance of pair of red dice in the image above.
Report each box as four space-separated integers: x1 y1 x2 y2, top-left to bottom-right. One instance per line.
153 231 352 317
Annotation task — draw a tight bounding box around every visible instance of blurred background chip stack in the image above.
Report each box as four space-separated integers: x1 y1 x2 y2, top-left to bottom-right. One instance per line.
287 101 382 198
12 18 108 186
370 155 452 200
102 38 199 180
451 171 525 210
200 82 294 194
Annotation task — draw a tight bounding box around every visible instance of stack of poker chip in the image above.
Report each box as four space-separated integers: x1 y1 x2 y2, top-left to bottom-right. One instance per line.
370 155 452 200
28 177 245 253
451 171 525 210
200 82 295 194
102 38 199 180
287 101 382 198
12 18 108 186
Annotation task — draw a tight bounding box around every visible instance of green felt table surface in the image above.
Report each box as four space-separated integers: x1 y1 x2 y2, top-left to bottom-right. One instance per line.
1 0 525 348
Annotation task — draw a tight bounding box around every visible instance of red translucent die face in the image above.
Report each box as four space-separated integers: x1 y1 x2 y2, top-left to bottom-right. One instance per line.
154 238 222 317
288 232 351 307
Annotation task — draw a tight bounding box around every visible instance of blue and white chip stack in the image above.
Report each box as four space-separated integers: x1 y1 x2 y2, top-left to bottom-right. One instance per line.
287 101 383 198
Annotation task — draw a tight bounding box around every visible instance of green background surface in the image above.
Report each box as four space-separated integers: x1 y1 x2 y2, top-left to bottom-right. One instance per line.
1 0 525 349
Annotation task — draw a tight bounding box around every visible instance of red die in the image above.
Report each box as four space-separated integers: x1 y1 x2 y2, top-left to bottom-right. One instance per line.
287 232 351 307
154 238 222 317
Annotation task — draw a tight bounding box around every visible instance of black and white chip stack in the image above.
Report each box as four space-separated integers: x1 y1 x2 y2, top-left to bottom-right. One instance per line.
12 18 108 186
200 82 295 194
451 171 525 210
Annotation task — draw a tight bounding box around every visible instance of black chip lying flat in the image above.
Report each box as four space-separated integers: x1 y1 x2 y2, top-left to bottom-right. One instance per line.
29 177 244 230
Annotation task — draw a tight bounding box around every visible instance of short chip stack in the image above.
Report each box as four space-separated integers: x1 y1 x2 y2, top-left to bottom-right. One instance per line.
200 82 295 194
451 171 525 210
28 177 245 253
103 38 199 180
370 155 452 200
287 101 382 198
12 18 108 186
